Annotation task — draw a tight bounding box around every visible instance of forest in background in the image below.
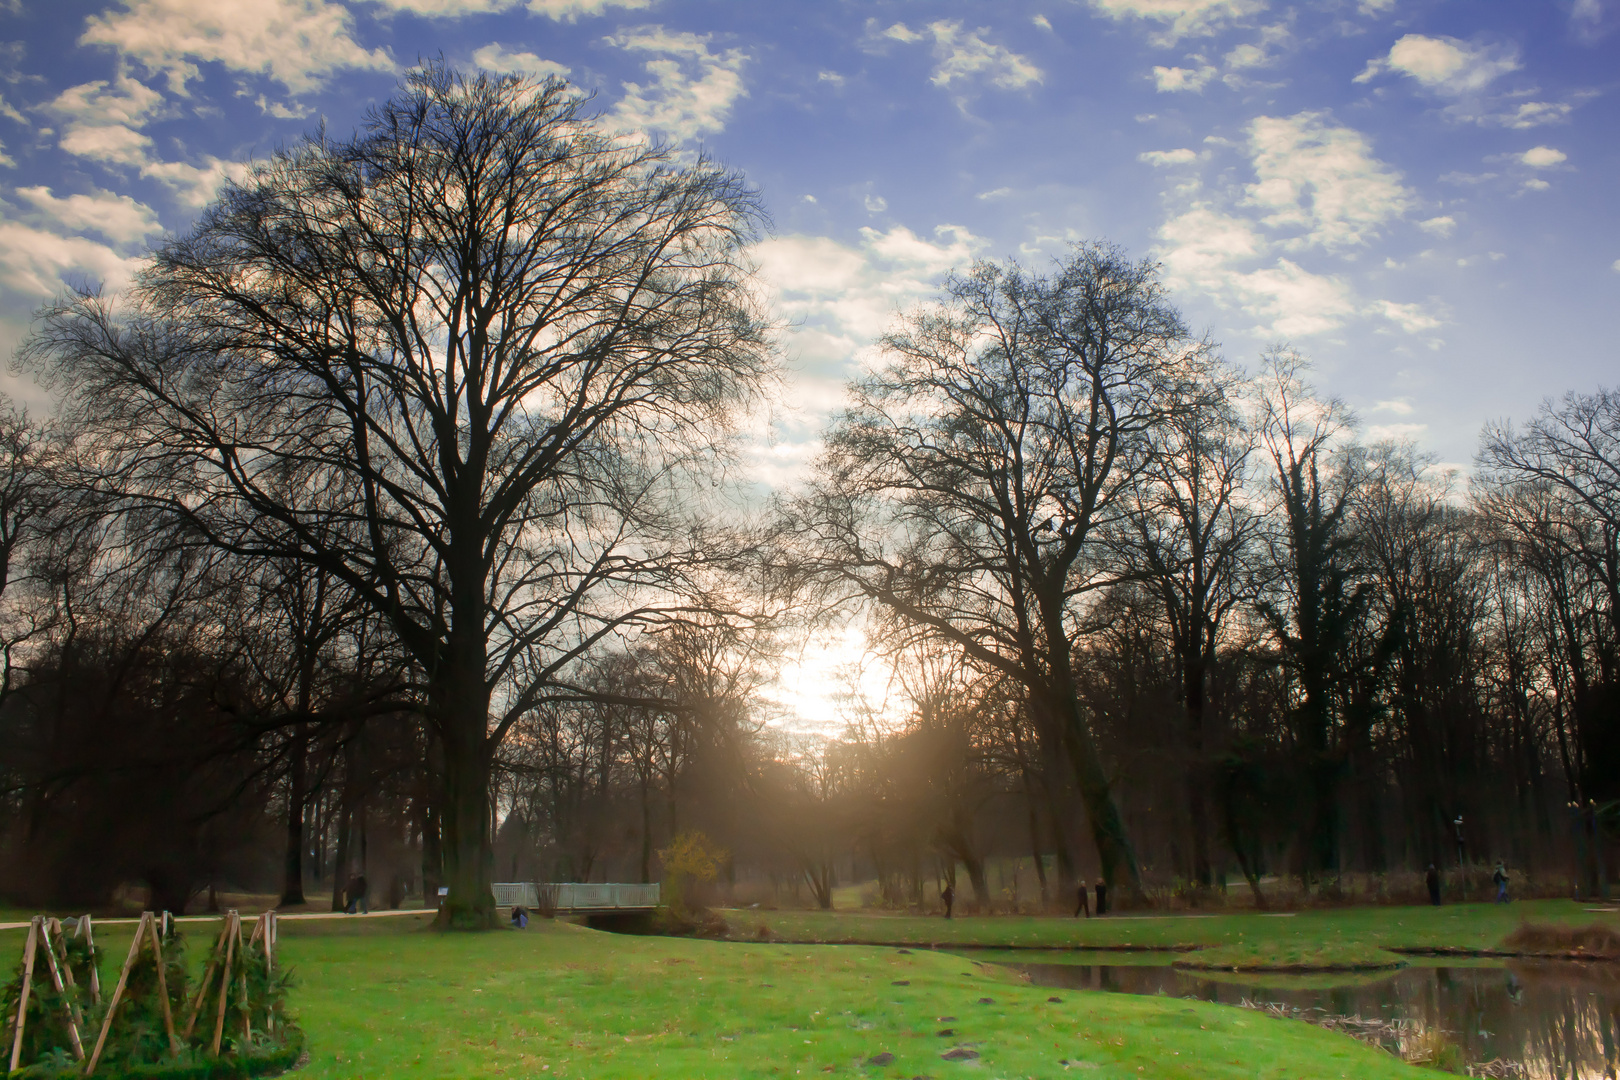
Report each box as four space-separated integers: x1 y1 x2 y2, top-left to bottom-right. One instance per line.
0 66 1615 919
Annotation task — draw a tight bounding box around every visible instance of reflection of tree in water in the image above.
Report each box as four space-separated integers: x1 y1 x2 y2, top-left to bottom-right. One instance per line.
1005 959 1620 1078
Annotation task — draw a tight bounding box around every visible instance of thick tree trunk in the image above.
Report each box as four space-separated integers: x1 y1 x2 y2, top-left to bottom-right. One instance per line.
1183 653 1213 888
1047 690 1141 901
435 658 496 928
279 722 308 907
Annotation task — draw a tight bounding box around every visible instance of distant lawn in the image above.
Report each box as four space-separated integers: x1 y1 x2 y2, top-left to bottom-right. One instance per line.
742 898 1620 958
1 912 1431 1078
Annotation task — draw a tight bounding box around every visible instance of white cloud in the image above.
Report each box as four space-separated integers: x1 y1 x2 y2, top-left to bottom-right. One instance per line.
528 0 652 18
1519 146 1567 168
1418 215 1455 237
1153 63 1216 92
749 223 987 482
864 194 888 213
1367 421 1429 442
78 0 392 95
140 156 250 208
1355 34 1520 96
976 186 1013 200
13 186 161 245
368 0 515 14
606 27 747 143
1359 0 1396 14
46 71 164 167
1372 298 1441 333
1088 0 1265 43
1490 101 1574 129
1156 205 1264 290
1373 398 1415 415
1032 14 1053 31
882 21 1042 98
1243 112 1410 250
1139 147 1199 166
1231 258 1356 337
256 95 314 119
0 94 24 125
471 44 571 80
1612 258 1620 274
1521 178 1551 192
1223 23 1290 69
0 217 146 297
755 224 985 357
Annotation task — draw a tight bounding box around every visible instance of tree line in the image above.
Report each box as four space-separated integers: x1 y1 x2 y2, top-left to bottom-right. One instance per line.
0 64 1614 922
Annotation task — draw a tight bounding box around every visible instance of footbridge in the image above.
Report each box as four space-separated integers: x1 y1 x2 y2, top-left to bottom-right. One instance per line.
492 882 660 914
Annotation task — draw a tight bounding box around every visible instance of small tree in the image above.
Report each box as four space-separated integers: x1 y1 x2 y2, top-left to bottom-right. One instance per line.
657 831 723 915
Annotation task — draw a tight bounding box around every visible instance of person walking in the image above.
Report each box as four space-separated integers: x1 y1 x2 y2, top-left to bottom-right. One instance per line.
1493 862 1510 904
1425 863 1441 906
1094 878 1108 916
347 872 369 915
941 883 955 919
1075 882 1090 918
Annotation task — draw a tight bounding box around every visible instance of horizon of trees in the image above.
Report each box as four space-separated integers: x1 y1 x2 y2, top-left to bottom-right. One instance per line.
1 63 1616 921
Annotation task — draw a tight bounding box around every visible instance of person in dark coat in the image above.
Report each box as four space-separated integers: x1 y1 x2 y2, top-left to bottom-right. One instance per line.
511 905 529 928
941 884 955 919
346 872 369 914
1425 864 1441 906
1075 883 1090 918
1094 878 1108 916
1493 862 1510 904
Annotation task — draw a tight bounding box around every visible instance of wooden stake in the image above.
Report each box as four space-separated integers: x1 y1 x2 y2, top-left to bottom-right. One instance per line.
47 919 85 1032
37 919 85 1062
75 915 100 1006
145 915 179 1055
265 911 277 1037
210 912 239 1057
85 912 149 1076
7 917 39 1073
182 914 234 1041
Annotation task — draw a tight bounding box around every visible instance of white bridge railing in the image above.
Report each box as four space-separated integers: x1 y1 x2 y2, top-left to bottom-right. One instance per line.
491 882 660 912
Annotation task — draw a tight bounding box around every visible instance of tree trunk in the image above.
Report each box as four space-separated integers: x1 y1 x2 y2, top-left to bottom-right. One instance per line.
1184 653 1213 888
437 680 496 927
1051 691 1141 900
279 722 308 907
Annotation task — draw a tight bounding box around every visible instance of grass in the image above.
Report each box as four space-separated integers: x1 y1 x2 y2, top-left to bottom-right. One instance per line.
0 912 1435 1079
1171 939 1404 972
744 898 1620 959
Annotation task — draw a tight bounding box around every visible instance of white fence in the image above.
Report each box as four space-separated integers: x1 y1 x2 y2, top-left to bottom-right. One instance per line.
491 882 661 912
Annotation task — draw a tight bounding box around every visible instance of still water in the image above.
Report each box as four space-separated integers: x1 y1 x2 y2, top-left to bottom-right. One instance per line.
978 952 1620 1079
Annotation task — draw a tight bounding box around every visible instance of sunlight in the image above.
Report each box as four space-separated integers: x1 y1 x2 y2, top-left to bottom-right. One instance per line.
761 622 904 737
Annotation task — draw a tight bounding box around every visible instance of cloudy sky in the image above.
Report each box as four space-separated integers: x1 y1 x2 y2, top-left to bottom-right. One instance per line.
2 0 1616 469
0 0 1614 728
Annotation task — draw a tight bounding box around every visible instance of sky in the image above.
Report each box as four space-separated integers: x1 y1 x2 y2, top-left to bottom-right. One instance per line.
0 0 1616 730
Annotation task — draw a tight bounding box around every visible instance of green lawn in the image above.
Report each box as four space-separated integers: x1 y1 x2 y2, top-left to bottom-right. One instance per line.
0 912 1436 1079
742 898 1620 957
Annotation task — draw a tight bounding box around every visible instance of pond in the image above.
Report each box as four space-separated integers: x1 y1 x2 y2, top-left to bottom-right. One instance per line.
969 951 1620 1079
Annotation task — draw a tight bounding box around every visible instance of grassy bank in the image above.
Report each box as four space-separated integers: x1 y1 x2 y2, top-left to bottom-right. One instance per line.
2 913 1430 1079
741 898 1620 957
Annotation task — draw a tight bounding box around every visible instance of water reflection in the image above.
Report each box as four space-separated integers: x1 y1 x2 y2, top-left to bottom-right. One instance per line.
998 957 1620 1079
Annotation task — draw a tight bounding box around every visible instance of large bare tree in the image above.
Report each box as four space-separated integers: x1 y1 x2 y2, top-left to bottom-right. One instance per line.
24 65 771 925
786 243 1203 897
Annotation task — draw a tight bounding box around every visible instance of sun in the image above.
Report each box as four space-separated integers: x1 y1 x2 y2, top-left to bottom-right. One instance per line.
763 623 903 737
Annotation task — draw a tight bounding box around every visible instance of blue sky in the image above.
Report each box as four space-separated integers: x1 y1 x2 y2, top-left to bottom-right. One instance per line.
0 0 1615 479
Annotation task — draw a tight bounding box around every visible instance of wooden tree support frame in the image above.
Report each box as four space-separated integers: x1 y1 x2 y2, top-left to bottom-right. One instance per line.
9 909 280 1075
6 916 39 1073
84 911 179 1076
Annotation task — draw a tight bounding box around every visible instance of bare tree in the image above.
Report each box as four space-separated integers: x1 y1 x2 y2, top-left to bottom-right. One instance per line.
1124 361 1259 890
23 64 771 925
787 243 1204 897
